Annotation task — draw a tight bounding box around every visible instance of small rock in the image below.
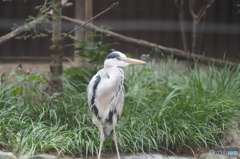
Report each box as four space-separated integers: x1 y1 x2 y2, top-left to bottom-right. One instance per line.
120 154 167 159
199 153 231 159
221 121 240 148
167 156 195 159
20 154 57 159
0 152 17 159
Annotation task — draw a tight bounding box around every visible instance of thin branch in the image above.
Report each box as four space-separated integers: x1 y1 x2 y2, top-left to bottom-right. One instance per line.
0 15 47 45
189 0 197 20
205 0 215 10
189 0 215 54
198 13 206 54
0 0 74 45
62 15 238 66
196 1 206 20
61 0 73 7
190 0 215 23
198 0 215 20
60 2 119 41
175 0 188 52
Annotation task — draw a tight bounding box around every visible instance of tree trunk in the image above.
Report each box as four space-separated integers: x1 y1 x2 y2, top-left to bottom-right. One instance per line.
48 0 63 95
84 0 93 39
74 0 92 67
191 20 197 54
74 0 85 67
175 0 188 52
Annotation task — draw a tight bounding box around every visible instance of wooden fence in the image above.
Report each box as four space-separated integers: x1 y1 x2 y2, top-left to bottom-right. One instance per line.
0 0 239 62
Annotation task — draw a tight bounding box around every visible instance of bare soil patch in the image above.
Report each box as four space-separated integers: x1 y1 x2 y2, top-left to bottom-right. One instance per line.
0 61 75 73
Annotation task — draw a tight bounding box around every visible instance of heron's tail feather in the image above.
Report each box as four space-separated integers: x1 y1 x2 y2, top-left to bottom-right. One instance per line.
103 124 113 138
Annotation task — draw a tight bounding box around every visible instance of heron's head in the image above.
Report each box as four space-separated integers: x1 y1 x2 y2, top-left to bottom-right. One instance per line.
104 51 146 68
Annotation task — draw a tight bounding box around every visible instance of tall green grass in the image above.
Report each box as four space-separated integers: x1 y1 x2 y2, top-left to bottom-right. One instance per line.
0 60 240 157
121 59 240 153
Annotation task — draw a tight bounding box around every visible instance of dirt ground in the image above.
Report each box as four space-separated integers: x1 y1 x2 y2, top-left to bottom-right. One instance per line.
0 59 208 73
0 61 75 73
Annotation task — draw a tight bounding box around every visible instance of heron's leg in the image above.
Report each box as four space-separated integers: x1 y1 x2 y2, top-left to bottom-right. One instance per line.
113 126 121 159
98 121 105 159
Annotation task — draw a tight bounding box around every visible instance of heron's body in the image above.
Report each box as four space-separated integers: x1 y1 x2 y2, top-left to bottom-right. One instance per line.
87 51 145 159
87 66 124 138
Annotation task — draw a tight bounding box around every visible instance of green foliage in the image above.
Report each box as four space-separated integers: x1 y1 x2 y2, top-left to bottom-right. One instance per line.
63 67 93 92
76 40 112 65
0 60 240 156
12 1 55 40
68 27 117 66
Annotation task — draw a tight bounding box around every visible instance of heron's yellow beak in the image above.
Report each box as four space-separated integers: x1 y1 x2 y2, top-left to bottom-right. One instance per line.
125 58 146 64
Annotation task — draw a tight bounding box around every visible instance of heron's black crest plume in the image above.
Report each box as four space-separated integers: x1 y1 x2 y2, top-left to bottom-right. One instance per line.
106 52 121 59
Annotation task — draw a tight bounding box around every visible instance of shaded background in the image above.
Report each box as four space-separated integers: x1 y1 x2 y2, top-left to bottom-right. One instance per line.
0 0 239 62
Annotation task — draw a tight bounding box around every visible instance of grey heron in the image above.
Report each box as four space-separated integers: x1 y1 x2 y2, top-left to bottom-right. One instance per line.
87 51 145 159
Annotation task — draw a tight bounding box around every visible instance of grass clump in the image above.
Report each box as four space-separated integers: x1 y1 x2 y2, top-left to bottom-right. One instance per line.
119 60 240 153
0 59 240 157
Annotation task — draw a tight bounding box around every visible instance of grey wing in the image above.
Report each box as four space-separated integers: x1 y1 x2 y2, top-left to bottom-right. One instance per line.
87 69 103 115
114 85 124 120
